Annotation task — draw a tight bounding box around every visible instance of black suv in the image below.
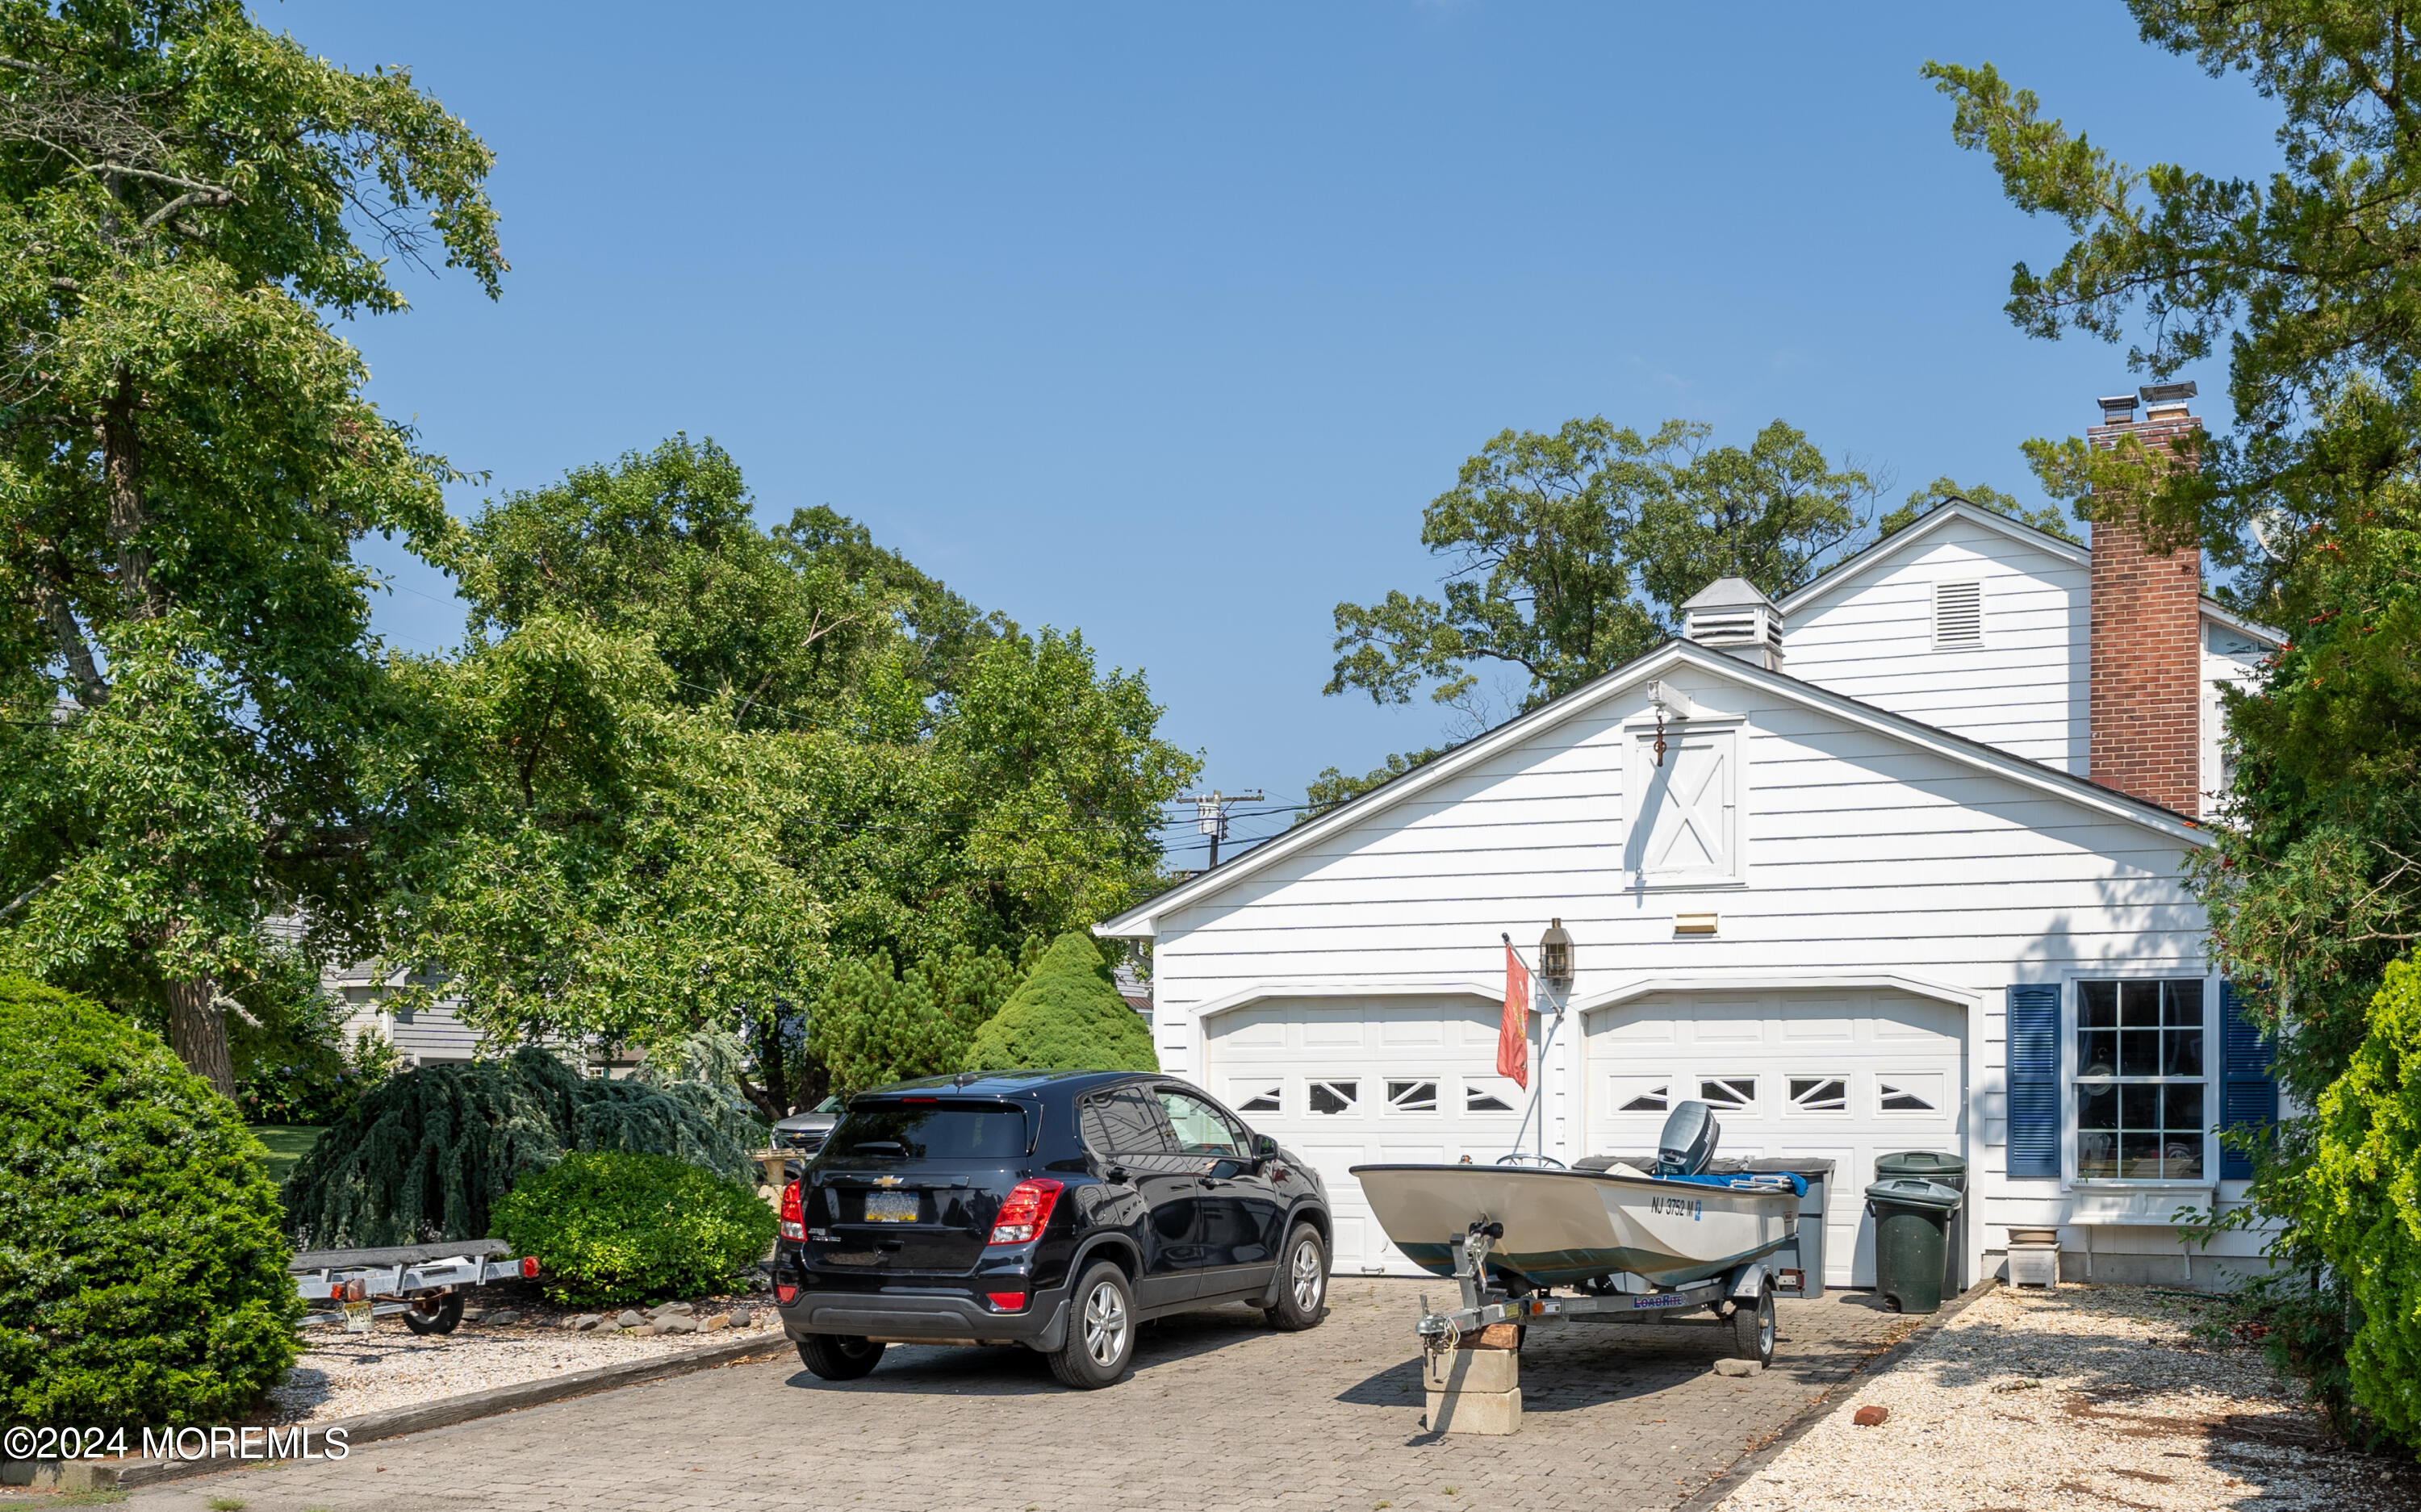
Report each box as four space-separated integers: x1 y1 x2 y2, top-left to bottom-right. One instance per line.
772 1071 1332 1389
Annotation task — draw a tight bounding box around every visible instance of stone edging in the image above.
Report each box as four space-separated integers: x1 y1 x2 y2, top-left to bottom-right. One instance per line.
1674 1278 2001 1512
16 1330 797 1493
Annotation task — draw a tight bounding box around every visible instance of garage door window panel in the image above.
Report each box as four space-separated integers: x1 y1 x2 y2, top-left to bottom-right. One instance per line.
1308 1080 1360 1116
1612 1076 1670 1113
1463 1078 1516 1113
1788 1076 1848 1113
2076 980 2206 1180
1699 1077 1756 1112
1386 1080 1439 1113
1231 1083 1282 1114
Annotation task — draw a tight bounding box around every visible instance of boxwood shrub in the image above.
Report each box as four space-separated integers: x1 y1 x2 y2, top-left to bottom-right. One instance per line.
0 977 302 1427
488 1151 776 1307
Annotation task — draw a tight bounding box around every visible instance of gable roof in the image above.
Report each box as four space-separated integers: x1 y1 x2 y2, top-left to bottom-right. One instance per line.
2201 598 2285 647
1099 637 2209 939
1778 500 2088 619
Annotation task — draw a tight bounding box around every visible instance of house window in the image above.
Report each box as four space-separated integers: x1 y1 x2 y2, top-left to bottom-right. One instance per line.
1234 1084 1282 1114
1934 581 1983 648
1307 1080 1359 1116
1788 1076 1847 1113
1698 1077 1756 1112
1386 1080 1438 1113
2076 979 2205 1180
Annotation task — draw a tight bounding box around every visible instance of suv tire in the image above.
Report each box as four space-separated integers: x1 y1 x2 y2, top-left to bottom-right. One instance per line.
797 1334 886 1381
1050 1261 1135 1389
1263 1222 1328 1331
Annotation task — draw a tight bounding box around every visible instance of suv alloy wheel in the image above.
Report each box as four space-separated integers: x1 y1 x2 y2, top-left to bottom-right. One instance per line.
1263 1222 1328 1331
1049 1260 1135 1389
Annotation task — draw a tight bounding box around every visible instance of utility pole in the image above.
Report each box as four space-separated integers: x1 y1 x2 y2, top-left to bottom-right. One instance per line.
1175 789 1264 870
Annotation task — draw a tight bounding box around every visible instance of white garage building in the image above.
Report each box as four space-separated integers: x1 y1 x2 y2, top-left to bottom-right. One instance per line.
1098 389 2281 1291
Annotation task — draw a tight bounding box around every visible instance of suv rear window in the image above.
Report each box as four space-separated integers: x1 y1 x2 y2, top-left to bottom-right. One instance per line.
824 1102 1030 1159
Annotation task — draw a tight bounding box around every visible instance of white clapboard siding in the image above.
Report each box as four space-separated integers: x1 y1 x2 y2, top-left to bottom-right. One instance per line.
1782 512 2089 774
1116 640 2271 1276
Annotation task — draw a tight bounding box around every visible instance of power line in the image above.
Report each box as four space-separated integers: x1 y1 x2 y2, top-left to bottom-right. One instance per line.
1170 788 1265 870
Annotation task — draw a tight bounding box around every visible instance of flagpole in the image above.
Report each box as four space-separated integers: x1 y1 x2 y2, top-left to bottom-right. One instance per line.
1502 933 1556 1164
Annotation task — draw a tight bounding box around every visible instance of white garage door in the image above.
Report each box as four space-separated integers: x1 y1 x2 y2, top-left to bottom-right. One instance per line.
1205 996 1528 1275
1583 989 1965 1288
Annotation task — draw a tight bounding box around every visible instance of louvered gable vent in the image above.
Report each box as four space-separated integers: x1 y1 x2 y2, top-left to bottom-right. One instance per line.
1934 581 1983 649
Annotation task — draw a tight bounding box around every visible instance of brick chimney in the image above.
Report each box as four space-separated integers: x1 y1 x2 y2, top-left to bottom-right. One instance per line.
2084 383 2204 814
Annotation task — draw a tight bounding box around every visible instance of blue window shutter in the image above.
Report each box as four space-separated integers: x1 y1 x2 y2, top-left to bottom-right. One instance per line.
2219 981 2277 1180
2006 984 2060 1179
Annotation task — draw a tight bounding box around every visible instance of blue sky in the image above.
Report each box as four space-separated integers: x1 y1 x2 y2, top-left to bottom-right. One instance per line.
283 2 2280 864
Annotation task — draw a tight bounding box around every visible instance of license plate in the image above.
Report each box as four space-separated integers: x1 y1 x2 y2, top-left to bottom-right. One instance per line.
863 1190 919 1222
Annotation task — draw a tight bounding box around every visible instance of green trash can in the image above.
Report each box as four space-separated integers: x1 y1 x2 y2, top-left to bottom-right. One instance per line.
1876 1151 1967 1297
1864 1176 1962 1314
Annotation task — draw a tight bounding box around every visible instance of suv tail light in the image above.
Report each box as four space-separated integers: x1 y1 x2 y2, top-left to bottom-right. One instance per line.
780 1180 806 1242
986 1178 1064 1245
985 1291 1028 1312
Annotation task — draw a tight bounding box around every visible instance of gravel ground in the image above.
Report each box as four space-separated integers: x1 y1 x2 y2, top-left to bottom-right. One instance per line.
269 1283 784 1422
1716 1283 2421 1512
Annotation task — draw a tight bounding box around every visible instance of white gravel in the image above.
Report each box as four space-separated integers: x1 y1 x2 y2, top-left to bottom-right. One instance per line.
268 1295 784 1422
1716 1283 2415 1512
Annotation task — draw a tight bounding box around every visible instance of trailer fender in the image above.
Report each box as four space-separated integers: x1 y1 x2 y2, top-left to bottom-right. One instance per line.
1726 1261 1770 1301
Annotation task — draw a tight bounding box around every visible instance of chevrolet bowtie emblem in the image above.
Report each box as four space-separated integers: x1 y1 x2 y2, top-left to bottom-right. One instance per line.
872 1176 905 1188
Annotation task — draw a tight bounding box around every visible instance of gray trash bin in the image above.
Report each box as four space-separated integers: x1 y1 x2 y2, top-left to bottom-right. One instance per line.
1876 1151 1967 1296
1864 1176 1962 1314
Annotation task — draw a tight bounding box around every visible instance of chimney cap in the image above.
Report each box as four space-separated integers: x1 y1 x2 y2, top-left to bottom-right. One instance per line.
2139 381 2197 405
2097 393 2140 420
1679 575 1775 612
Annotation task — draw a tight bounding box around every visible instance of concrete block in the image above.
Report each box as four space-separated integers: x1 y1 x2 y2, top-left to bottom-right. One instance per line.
1712 1358 1762 1377
1424 1348 1519 1394
1424 1387 1521 1435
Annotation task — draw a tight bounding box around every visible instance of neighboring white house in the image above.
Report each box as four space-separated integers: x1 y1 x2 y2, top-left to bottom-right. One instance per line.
1098 386 2282 1293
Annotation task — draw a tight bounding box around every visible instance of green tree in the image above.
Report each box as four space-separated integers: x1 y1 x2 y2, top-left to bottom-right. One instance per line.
810 941 1035 1095
1295 746 1450 825
1877 477 2080 543
964 930 1155 1075
1327 417 1878 716
1928 7 2421 1441
0 2 502 1091
375 616 826 1075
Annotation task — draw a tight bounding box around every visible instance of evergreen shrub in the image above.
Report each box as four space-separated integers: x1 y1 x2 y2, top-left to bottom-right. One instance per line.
963 932 1156 1074
0 977 300 1427
2304 953 2421 1448
488 1151 777 1306
811 941 1034 1093
280 1046 755 1247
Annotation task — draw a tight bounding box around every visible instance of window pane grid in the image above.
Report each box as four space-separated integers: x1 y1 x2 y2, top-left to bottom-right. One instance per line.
2076 979 2206 1180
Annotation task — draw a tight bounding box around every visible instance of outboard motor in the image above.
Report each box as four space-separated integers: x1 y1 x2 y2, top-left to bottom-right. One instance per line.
1655 1101 1721 1177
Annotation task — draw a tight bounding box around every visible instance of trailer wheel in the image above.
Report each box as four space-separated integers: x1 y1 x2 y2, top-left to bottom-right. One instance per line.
402 1293 465 1335
1730 1284 1775 1365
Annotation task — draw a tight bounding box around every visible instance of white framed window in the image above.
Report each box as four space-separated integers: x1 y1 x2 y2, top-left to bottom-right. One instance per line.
1877 1073 1943 1113
1462 1077 1517 1113
1231 1083 1282 1114
1386 1079 1439 1113
1307 1079 1360 1117
1626 725 1742 887
2075 979 2206 1180
1934 581 1983 648
1786 1076 1848 1113
1611 1076 1670 1113
1697 1076 1756 1112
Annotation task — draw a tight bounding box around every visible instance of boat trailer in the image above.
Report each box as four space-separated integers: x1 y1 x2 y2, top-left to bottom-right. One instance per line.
289 1238 539 1334
1415 1221 1777 1362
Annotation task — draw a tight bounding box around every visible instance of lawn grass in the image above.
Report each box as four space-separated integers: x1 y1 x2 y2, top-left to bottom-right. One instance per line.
249 1124 328 1185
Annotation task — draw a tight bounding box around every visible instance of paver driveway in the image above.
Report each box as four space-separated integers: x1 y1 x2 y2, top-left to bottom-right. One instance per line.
126 1280 1916 1512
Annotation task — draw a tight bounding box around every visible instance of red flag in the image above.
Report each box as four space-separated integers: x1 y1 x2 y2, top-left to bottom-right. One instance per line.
1499 942 1530 1089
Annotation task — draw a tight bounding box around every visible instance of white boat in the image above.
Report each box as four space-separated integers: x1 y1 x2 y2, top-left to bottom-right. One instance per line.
1351 1161 1800 1289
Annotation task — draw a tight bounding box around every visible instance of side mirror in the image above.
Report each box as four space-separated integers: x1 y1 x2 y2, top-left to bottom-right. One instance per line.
782 1159 805 1181
1252 1133 1280 1158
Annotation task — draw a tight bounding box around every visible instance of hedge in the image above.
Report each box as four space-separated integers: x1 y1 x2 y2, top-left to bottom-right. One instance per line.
0 977 301 1427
